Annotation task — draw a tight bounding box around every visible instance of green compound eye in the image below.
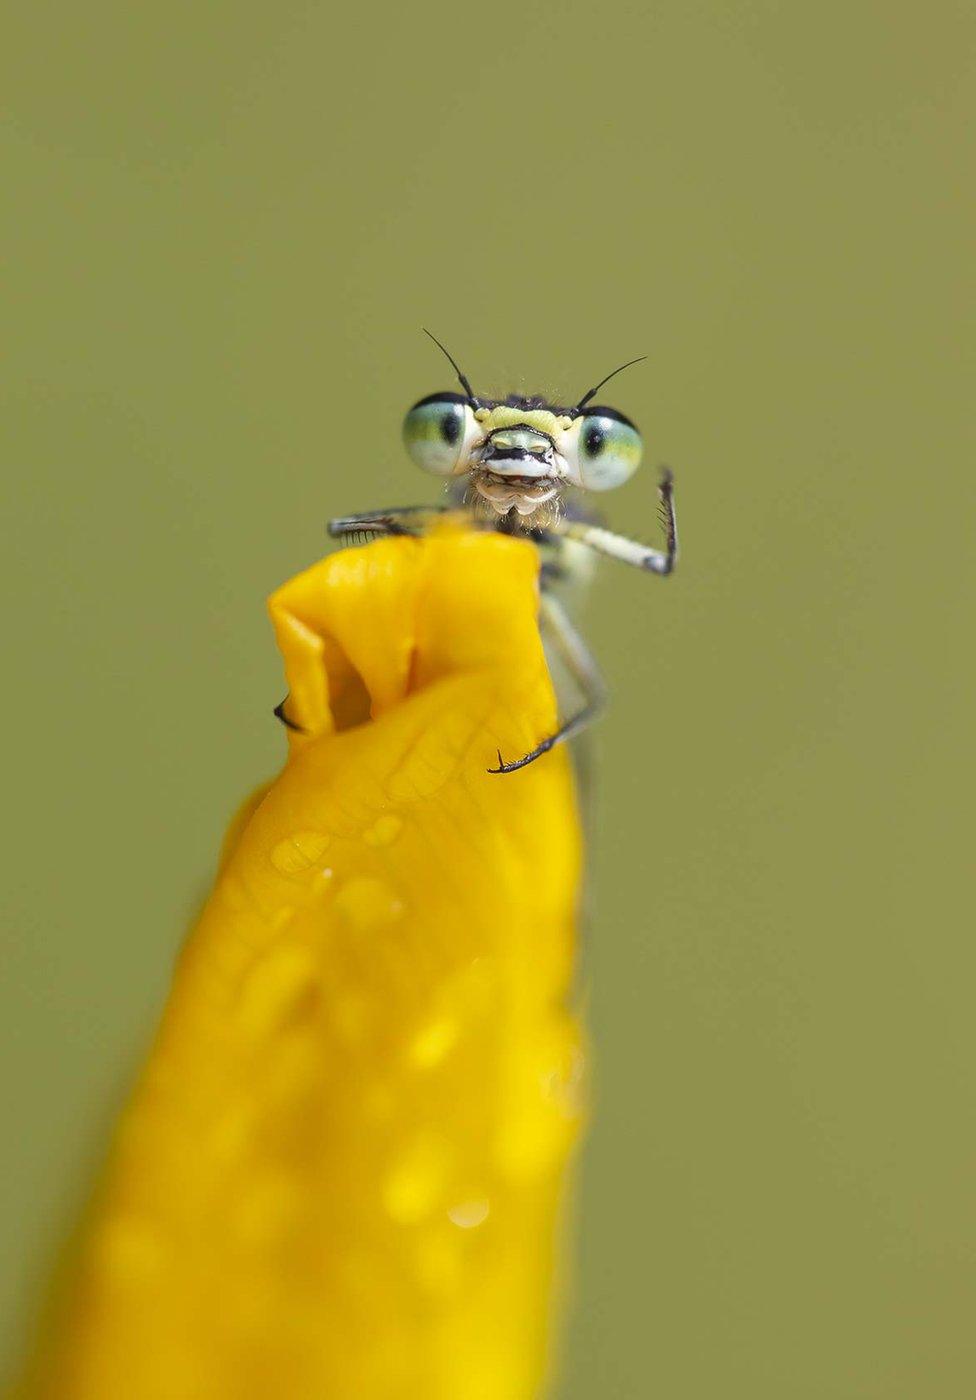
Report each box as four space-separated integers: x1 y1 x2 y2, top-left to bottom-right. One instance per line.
403 393 470 476
577 409 643 490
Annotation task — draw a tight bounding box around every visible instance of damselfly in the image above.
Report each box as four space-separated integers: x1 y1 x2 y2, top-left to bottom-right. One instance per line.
312 333 678 773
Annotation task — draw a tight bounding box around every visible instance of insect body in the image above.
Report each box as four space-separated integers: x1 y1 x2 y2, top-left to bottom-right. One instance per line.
325 333 679 774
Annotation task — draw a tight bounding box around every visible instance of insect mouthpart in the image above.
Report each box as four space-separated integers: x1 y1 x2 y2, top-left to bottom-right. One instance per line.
480 426 557 477
478 420 554 476
471 470 562 517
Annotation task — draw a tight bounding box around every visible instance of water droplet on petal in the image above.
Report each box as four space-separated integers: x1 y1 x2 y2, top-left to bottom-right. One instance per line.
409 1017 458 1069
447 1197 490 1230
541 1038 588 1117
362 813 403 847
334 876 404 932
237 946 317 1036
271 830 330 875
382 1135 449 1224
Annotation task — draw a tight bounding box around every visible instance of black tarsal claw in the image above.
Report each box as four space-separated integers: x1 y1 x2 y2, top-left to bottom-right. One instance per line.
273 698 305 734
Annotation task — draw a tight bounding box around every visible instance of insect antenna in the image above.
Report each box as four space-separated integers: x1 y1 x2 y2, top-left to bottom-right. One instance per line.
574 355 647 414
422 328 481 409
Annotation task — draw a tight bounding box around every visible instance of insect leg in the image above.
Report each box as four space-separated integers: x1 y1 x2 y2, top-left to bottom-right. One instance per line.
273 697 304 732
327 505 452 542
488 593 607 774
555 469 678 575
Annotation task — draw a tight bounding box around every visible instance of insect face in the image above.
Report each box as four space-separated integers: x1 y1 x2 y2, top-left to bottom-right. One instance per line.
329 338 678 773
402 394 644 525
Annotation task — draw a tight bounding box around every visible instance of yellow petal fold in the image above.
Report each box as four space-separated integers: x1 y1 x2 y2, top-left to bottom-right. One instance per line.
20 527 585 1400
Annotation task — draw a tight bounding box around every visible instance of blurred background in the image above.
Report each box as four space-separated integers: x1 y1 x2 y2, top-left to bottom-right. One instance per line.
2 1 974 1394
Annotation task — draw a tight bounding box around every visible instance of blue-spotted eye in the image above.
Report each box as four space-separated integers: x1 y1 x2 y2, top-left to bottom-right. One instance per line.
573 407 643 490
402 392 472 476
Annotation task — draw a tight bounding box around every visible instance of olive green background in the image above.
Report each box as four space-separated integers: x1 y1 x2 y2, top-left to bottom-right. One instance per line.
2 2 973 1394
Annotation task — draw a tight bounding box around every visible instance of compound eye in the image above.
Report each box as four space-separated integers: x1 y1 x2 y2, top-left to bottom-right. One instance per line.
577 409 643 490
402 393 471 476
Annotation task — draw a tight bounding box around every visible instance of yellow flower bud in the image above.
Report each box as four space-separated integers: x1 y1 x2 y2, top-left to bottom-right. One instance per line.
20 527 585 1400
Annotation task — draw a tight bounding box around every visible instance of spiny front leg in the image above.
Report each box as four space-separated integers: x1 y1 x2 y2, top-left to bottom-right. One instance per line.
556 469 678 575
327 505 452 543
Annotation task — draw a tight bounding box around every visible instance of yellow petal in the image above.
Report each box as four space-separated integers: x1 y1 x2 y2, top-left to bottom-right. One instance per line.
19 527 585 1400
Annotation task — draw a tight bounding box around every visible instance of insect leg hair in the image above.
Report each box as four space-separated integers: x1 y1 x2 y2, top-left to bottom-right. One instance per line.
327 505 451 541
